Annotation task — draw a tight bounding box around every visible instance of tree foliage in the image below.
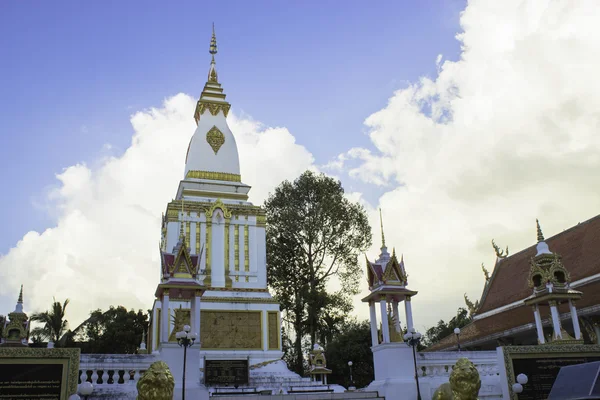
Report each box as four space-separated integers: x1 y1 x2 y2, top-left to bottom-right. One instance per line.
422 307 471 348
325 319 374 389
77 306 149 354
30 298 70 345
265 171 372 374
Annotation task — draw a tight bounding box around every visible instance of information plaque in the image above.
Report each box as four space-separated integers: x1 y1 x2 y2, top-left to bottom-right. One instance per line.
501 345 600 400
0 348 80 400
204 359 249 386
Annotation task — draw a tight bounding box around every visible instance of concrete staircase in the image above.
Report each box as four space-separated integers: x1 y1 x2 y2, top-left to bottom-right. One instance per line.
210 391 384 400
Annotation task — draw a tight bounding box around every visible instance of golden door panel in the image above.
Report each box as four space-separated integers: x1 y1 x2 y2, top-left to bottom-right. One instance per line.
201 310 262 349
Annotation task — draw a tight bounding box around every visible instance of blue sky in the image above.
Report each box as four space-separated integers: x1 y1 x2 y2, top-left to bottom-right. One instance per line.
0 0 464 254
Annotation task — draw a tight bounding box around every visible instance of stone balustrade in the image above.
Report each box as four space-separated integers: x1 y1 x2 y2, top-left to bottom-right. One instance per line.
416 351 503 400
78 354 159 398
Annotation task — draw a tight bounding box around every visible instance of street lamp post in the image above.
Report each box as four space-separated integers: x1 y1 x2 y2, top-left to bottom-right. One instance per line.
348 361 355 391
176 324 197 400
404 327 422 400
454 327 461 352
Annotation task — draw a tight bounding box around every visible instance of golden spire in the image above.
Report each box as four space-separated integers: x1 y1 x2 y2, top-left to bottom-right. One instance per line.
379 208 386 248
536 219 545 242
17 284 23 303
208 23 218 83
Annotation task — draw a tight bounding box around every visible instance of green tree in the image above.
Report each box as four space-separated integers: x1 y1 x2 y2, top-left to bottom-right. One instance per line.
422 307 471 348
325 319 374 389
30 298 70 345
0 315 4 340
79 306 148 354
265 171 372 374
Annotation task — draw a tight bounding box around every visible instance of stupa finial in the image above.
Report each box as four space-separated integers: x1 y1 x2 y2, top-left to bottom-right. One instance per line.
208 23 219 82
17 284 23 304
536 219 545 242
379 208 386 248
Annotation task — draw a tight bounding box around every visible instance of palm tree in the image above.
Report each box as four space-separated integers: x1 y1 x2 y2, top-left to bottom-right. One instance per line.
30 298 70 344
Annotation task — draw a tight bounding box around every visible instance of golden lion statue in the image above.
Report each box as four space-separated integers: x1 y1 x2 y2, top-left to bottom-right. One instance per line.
137 361 175 400
433 358 481 400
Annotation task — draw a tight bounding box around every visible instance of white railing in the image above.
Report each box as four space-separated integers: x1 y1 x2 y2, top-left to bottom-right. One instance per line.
416 351 502 400
79 354 158 398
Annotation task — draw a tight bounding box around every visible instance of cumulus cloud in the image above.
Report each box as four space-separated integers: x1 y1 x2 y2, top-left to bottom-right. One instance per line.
0 94 314 326
346 0 600 329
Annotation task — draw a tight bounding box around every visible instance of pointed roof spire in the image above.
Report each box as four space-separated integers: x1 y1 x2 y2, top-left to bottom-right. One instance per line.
536 219 545 242
379 208 386 248
14 284 24 313
208 23 218 83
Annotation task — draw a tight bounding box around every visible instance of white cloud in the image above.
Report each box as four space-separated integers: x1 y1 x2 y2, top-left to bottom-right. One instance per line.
347 0 600 329
0 93 314 326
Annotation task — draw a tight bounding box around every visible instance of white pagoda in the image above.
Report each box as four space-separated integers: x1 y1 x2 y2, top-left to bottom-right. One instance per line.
147 26 289 396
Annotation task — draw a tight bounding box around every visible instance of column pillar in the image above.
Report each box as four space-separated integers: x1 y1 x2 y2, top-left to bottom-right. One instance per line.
369 301 379 346
161 292 170 344
533 305 545 344
392 300 401 333
549 301 562 340
569 300 582 340
380 297 390 343
193 292 201 342
405 296 414 332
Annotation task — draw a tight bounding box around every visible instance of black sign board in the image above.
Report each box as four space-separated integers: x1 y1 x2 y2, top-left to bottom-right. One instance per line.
512 355 600 400
204 359 249 386
0 363 64 400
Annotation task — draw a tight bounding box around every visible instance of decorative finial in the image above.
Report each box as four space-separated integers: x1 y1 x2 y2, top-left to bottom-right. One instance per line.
379 208 386 248
210 23 217 55
481 263 490 282
536 219 545 242
208 23 219 83
491 239 509 258
392 247 396 257
18 284 23 303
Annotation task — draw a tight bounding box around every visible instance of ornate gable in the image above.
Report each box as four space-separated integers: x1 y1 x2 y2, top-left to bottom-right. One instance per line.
161 242 201 280
382 252 407 285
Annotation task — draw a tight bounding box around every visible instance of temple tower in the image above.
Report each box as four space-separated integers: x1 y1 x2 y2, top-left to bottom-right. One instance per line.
362 211 419 399
524 220 583 344
1 285 30 347
148 26 282 388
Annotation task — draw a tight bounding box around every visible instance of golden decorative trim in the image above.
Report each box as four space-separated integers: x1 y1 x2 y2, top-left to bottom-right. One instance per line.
165 201 263 222
185 170 241 182
181 189 249 201
201 296 279 304
200 310 262 349
250 359 281 370
195 222 200 254
235 225 240 281
194 100 231 124
0 347 80 399
206 125 225 154
501 345 600 400
207 198 232 219
244 225 249 277
205 287 269 293
268 311 280 350
185 220 190 248
256 214 266 227
205 221 211 286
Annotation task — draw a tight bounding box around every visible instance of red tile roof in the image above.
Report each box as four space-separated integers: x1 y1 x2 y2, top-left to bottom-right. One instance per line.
478 214 600 314
427 214 600 351
427 280 600 351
